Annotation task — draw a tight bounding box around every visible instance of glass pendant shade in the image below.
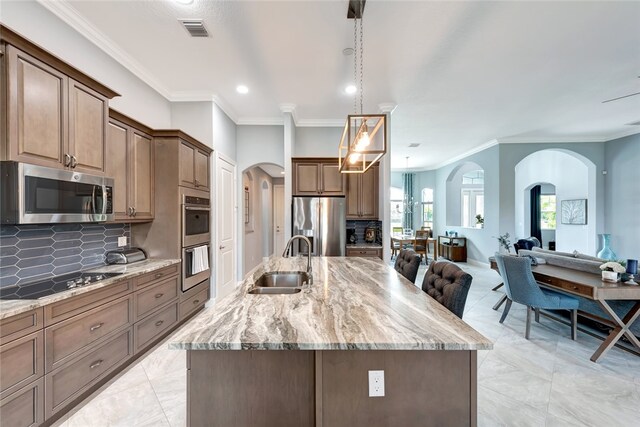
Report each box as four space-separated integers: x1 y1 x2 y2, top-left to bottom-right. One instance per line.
338 114 386 173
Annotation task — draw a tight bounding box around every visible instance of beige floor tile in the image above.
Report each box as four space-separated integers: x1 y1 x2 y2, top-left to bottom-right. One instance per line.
150 370 187 427
478 385 547 427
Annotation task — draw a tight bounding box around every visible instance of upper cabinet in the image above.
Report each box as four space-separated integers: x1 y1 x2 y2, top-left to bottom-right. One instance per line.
292 158 345 196
154 130 212 193
106 110 154 222
178 140 210 191
346 164 379 220
1 27 118 173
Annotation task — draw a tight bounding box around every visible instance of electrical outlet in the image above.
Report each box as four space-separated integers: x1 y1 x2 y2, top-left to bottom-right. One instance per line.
117 236 127 247
368 370 385 397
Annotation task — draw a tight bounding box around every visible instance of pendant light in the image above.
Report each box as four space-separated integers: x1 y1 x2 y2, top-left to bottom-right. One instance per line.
338 1 386 174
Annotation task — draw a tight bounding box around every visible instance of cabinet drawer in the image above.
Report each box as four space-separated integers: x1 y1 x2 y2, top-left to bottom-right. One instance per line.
0 377 44 427
45 295 132 372
134 302 178 354
346 248 381 257
0 308 43 346
180 285 209 320
134 264 179 289
537 275 595 298
45 280 132 326
135 276 179 321
46 328 133 417
0 331 43 397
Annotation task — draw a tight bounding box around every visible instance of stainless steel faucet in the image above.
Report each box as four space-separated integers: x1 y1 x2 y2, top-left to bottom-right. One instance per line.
283 235 313 285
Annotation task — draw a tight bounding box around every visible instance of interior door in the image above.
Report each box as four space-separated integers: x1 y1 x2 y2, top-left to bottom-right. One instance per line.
273 184 285 256
216 154 236 299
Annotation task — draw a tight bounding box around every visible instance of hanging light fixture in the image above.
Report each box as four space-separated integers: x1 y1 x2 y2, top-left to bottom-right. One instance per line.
338 0 386 174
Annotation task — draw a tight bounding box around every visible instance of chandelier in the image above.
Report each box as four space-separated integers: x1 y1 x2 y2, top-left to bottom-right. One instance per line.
338 0 387 174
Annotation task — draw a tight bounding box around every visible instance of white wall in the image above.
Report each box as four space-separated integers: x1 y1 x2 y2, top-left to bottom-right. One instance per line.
236 125 284 172
515 150 596 254
243 167 274 273
212 103 237 161
171 102 214 148
294 127 343 157
0 0 171 128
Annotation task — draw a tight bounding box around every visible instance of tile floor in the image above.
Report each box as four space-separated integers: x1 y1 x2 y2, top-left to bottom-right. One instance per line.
52 261 640 427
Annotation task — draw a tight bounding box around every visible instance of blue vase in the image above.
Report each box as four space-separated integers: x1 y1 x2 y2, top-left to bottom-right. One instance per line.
597 234 617 260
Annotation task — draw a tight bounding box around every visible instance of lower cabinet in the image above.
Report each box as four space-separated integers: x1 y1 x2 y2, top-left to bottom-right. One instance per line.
179 279 210 320
346 247 383 260
134 302 178 354
0 377 44 427
45 328 133 417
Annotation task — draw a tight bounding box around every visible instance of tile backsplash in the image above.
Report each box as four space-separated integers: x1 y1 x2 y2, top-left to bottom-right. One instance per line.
347 220 382 244
0 223 130 288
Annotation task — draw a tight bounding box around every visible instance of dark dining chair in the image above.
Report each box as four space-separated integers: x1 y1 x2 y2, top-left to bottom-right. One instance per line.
414 230 430 264
494 253 579 340
394 249 421 284
421 261 472 319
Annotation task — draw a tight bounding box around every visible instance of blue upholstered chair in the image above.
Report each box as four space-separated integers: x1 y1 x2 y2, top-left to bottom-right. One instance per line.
494 253 579 340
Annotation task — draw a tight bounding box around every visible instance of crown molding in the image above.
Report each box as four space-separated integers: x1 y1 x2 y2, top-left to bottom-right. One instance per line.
296 119 345 127
427 139 500 170
603 127 640 142
498 135 607 144
378 103 398 114
37 0 172 99
279 104 298 125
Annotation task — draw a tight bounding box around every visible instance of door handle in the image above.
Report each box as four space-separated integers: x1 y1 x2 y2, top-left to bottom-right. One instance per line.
219 245 225 250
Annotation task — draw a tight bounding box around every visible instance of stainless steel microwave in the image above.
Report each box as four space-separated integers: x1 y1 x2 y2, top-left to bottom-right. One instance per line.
0 161 114 224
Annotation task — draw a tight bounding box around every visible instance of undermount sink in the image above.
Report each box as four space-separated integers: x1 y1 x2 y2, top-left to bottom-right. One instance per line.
248 271 310 295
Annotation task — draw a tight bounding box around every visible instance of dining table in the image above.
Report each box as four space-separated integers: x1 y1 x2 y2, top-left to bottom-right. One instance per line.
391 234 438 261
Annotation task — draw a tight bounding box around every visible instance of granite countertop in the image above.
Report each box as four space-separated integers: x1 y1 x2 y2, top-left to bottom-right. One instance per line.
346 243 383 249
0 259 181 320
168 257 492 351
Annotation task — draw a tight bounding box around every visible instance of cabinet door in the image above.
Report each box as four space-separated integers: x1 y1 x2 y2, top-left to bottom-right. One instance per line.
130 131 154 220
179 141 196 188
293 163 320 195
320 162 344 195
68 79 107 174
5 45 67 169
360 166 379 219
106 120 130 221
194 149 209 191
345 174 360 218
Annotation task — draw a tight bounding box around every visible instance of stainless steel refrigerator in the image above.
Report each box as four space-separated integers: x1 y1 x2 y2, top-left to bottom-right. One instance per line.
291 197 346 256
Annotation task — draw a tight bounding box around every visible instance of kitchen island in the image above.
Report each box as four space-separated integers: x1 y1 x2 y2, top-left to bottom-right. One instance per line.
169 257 492 427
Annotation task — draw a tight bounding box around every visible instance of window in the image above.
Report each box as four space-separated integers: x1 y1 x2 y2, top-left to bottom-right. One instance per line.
390 187 403 229
461 189 484 228
540 195 556 230
421 188 434 229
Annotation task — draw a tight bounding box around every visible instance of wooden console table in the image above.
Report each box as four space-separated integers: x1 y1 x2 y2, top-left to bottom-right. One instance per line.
490 259 640 362
438 236 467 262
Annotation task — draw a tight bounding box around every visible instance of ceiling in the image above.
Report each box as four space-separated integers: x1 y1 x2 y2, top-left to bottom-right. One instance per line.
44 1 640 170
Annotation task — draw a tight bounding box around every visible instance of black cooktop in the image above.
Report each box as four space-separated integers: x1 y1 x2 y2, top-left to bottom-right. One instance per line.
0 271 124 300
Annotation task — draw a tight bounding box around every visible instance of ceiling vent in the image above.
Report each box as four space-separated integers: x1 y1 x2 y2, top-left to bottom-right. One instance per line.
179 19 209 37
408 143 421 148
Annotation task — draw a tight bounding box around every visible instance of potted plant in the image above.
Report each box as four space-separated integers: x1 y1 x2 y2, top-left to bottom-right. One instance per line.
599 261 626 282
495 233 512 253
475 214 484 228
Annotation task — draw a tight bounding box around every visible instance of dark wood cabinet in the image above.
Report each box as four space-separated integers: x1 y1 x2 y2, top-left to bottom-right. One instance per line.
179 140 210 191
346 164 379 219
438 236 467 262
1 33 118 173
346 247 383 259
107 110 155 222
292 158 345 196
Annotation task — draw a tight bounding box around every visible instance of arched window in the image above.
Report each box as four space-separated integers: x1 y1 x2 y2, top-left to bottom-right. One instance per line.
421 188 434 229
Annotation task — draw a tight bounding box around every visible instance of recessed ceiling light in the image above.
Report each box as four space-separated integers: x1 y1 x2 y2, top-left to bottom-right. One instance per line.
345 85 357 95
236 85 249 94
174 0 193 4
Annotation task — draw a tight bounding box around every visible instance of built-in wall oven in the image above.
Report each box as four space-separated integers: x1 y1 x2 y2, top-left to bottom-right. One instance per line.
181 190 211 292
0 161 113 224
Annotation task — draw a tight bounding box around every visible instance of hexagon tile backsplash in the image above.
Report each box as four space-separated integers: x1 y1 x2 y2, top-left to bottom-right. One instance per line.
0 223 130 288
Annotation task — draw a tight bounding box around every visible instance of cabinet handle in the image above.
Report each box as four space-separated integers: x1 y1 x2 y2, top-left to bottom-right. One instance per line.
128 207 133 216
193 299 200 305
132 207 136 217
64 153 71 166
90 322 104 332
155 320 164 327
194 179 199 187
154 293 164 299
155 273 163 279
70 155 78 168
89 359 103 369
